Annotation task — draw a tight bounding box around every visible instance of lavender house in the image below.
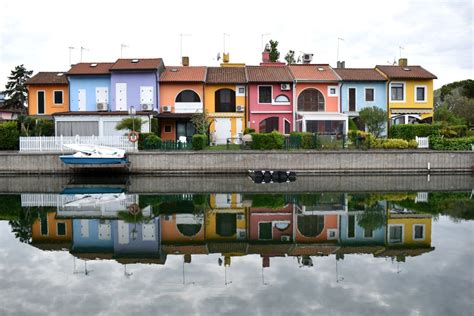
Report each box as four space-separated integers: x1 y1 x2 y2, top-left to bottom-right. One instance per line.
110 58 165 112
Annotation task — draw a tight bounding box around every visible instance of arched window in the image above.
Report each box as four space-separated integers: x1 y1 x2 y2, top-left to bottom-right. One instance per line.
176 90 200 102
215 89 236 112
297 215 325 237
297 89 325 111
216 214 236 237
275 94 290 103
177 224 202 236
259 117 279 133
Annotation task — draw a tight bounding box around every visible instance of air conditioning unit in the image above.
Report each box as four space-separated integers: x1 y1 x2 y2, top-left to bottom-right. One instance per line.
164 215 171 221
237 214 245 221
281 235 291 242
237 229 246 239
302 53 314 64
281 83 291 91
236 105 245 112
142 103 153 111
96 102 108 111
162 105 171 113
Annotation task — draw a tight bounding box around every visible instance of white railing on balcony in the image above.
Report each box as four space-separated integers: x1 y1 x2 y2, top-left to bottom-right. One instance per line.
19 136 137 152
174 102 203 114
415 136 429 149
21 193 138 209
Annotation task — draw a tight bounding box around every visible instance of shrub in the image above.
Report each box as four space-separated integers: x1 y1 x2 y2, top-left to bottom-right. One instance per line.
290 132 315 149
429 136 474 150
0 121 20 150
143 134 162 150
467 130 474 137
138 132 154 150
389 124 441 140
348 118 358 131
250 131 285 150
192 134 207 150
150 118 159 136
440 124 467 138
244 128 256 135
33 119 54 136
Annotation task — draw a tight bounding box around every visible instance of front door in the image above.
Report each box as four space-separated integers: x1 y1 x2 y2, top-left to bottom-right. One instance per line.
348 88 356 112
214 118 231 145
78 89 86 111
176 121 195 142
116 83 127 111
37 91 45 114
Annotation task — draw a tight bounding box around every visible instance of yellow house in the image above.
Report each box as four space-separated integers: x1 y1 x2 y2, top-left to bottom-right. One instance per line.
205 194 247 241
386 212 432 247
27 72 69 116
31 211 72 251
205 67 246 145
376 59 437 126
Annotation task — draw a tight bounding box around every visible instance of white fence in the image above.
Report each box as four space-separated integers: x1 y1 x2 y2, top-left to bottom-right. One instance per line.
19 136 137 152
415 136 429 149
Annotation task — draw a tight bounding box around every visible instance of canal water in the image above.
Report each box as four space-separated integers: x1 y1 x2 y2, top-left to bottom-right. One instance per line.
0 175 472 315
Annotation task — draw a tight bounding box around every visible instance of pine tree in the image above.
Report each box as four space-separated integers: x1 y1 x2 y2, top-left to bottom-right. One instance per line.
2 64 33 113
269 40 280 62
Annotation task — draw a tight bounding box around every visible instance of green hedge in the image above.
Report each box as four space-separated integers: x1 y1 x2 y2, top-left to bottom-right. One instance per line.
138 132 154 150
143 134 162 149
348 118 358 131
289 132 317 149
151 118 160 136
429 136 474 150
372 138 418 149
389 124 441 140
192 134 207 150
250 131 285 150
33 119 54 136
0 121 20 150
467 130 474 137
440 125 467 138
244 128 256 135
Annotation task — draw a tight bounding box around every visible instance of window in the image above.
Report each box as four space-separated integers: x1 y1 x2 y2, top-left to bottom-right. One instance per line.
348 215 355 238
297 89 325 111
415 86 426 102
259 117 279 133
238 87 245 94
54 91 63 104
365 88 374 102
275 94 290 103
391 83 404 101
389 225 403 243
284 120 291 134
40 214 48 236
164 125 172 133
364 227 373 238
176 90 200 102
328 86 338 96
215 89 236 112
57 222 66 236
259 222 272 240
258 86 272 103
413 225 425 240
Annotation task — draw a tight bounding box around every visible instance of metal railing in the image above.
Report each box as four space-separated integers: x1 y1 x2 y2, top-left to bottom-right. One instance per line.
19 135 138 152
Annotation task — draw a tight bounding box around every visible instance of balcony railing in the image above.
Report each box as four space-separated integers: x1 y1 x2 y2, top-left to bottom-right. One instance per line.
174 102 203 114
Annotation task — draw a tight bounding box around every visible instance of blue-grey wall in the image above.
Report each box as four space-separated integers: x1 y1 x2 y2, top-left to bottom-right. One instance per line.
68 76 111 111
340 81 387 113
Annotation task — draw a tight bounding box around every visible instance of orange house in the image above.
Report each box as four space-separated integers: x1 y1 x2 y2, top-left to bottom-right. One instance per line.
27 72 69 116
158 66 206 141
31 211 72 251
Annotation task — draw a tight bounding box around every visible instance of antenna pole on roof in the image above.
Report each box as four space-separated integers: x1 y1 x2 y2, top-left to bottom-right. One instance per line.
336 37 344 64
180 34 191 60
223 33 230 54
68 46 76 66
120 44 128 58
261 33 271 51
399 46 404 59
80 46 89 62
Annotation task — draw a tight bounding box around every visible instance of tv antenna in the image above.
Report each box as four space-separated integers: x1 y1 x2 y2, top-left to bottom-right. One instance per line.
80 46 89 62
68 46 76 66
336 37 345 63
120 43 128 58
223 33 230 53
180 34 191 58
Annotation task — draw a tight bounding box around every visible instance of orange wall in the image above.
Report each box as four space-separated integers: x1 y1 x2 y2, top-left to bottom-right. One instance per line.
28 85 69 115
31 212 72 242
161 215 205 242
295 83 339 112
159 83 204 112
296 214 338 242
160 119 176 140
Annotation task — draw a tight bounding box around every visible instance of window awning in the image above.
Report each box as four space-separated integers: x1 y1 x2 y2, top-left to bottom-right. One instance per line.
391 109 433 114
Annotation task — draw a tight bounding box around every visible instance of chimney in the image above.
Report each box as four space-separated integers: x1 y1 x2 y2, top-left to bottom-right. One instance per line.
223 53 230 63
262 43 271 63
182 56 189 67
398 58 408 67
337 61 345 68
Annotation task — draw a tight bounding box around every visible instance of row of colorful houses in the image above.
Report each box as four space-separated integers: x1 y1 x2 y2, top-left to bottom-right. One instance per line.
29 193 433 267
26 47 437 144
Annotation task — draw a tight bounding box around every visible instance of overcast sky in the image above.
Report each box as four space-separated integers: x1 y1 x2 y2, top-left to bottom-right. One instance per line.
0 0 472 89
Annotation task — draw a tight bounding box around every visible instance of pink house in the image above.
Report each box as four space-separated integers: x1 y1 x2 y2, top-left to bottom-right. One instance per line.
246 50 294 134
249 204 294 242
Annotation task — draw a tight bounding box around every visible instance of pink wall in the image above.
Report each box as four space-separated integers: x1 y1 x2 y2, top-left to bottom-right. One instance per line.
248 83 293 133
295 83 339 112
249 206 293 241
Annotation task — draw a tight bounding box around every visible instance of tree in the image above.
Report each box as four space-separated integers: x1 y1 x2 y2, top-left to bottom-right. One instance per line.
191 109 213 135
269 40 280 62
358 106 387 137
441 92 474 127
2 64 33 113
284 50 296 65
116 117 145 133
357 203 386 231
434 104 466 126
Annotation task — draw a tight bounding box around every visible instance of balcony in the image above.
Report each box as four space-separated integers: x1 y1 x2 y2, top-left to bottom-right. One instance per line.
174 102 203 114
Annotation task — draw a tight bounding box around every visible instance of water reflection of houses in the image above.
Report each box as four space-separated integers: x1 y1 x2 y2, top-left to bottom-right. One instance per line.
31 211 72 251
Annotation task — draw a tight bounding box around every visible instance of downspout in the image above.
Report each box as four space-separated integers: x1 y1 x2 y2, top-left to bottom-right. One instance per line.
387 79 391 133
155 70 160 134
293 81 297 131
339 82 344 113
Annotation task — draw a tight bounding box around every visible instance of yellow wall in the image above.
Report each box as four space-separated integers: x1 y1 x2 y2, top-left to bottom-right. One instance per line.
388 80 434 120
388 217 432 247
205 195 246 240
28 85 69 115
31 212 72 242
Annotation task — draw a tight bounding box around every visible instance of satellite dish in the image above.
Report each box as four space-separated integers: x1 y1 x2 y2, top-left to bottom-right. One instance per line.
217 53 221 61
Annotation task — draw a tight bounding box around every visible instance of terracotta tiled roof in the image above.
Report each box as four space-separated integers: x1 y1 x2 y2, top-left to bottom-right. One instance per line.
110 58 164 71
206 67 246 84
288 244 339 256
27 72 68 85
334 68 386 81
160 66 207 82
245 66 293 82
376 65 437 79
67 63 114 75
52 111 156 116
162 245 209 255
288 64 340 81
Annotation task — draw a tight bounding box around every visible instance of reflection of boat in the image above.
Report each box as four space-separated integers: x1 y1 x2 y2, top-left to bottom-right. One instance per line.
59 144 128 165
64 193 127 207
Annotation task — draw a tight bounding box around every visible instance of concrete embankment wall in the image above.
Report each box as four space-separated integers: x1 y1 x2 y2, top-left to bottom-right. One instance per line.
0 150 472 174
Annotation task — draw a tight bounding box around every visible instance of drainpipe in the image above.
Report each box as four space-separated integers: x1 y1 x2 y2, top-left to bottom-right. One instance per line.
293 81 297 131
387 79 391 133
339 82 344 113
